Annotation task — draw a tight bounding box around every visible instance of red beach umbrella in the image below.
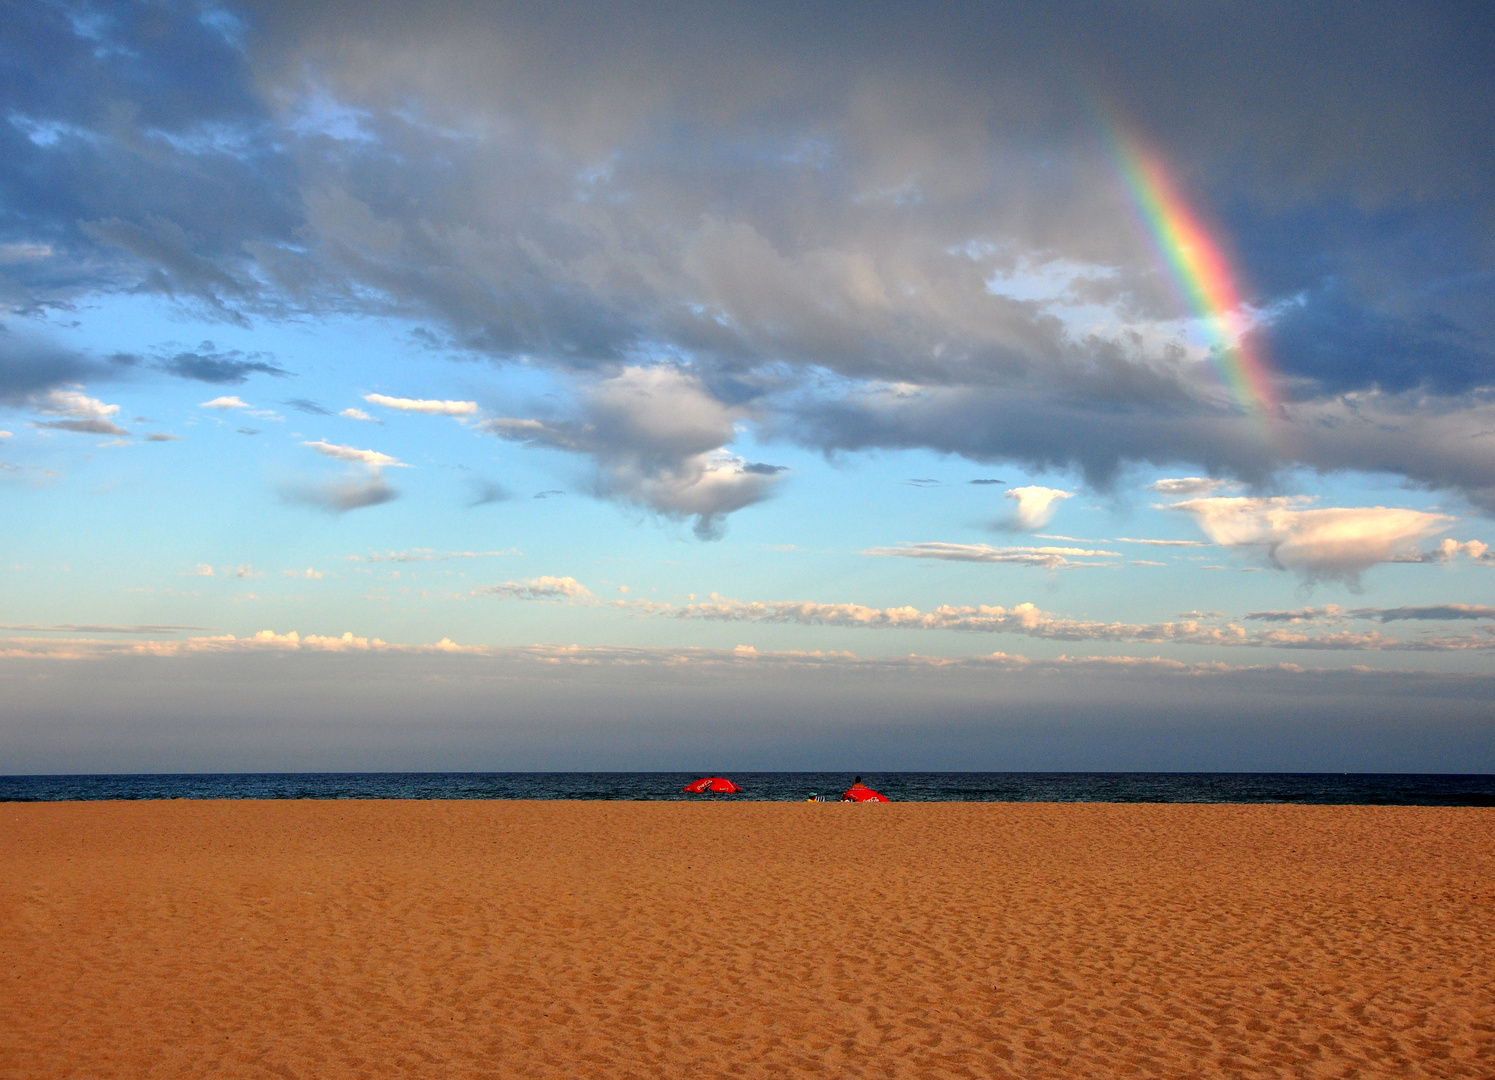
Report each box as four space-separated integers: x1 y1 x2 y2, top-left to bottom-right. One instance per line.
683 776 741 793
842 781 889 802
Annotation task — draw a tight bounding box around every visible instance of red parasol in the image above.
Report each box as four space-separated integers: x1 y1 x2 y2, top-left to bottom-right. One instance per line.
842 782 889 802
683 776 742 793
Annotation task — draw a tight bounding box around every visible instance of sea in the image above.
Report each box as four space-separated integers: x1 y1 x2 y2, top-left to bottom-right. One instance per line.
2 772 1493 805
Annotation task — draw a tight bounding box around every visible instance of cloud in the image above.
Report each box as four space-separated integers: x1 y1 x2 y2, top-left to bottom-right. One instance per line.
1114 537 1210 547
284 436 405 512
0 338 121 408
363 393 478 417
301 440 406 469
969 478 1005 485
0 431 10 439
475 576 593 601
157 344 291 384
779 383 1495 512
1352 604 1495 623
481 365 784 538
26 387 129 435
4 1 1495 516
200 396 248 410
1245 606 1346 624
1171 497 1454 585
467 479 510 506
1150 477 1231 496
32 418 129 436
285 398 332 415
187 564 264 578
279 475 398 513
863 541 1120 569
339 407 377 421
0 629 1451 672
7 630 1495 773
1422 538 1494 563
144 432 181 442
994 486 1073 531
36 388 119 421
622 593 1495 653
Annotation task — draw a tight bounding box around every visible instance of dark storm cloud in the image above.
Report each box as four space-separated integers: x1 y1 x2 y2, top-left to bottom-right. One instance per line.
1 1 299 312
5 1 1494 510
156 343 292 384
0 335 113 405
1264 282 1494 397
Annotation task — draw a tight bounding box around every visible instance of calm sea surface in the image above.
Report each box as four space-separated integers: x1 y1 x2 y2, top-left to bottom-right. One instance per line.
2 773 1493 805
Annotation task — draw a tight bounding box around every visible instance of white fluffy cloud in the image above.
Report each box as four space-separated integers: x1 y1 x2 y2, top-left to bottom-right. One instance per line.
302 440 406 470
363 393 478 417
38 389 119 420
339 407 375 421
1171 497 1453 584
199 395 248 410
481 365 784 539
28 387 128 435
997 486 1073 531
1426 539 1493 563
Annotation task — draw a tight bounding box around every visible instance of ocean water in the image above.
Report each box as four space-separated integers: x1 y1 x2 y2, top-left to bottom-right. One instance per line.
2 772 1493 805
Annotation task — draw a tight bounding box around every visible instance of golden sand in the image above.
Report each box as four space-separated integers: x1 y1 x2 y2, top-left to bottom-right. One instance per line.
2 800 1492 1078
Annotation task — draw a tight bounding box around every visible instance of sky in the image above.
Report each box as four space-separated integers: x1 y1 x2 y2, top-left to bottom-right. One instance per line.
2 0 1494 772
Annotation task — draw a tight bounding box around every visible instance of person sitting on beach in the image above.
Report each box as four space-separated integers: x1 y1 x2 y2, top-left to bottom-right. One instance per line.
841 776 867 801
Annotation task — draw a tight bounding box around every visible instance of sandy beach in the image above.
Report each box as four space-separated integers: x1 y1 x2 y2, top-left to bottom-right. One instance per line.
2 800 1492 1079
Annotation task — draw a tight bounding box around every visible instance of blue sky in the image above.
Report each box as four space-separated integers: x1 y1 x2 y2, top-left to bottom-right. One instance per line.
2 1 1493 771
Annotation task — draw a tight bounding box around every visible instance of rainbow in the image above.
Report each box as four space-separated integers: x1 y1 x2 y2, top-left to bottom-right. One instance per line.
1105 127 1278 420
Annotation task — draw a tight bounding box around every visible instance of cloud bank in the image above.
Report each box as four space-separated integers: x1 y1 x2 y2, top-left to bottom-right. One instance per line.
4 1 1491 520
4 632 1492 773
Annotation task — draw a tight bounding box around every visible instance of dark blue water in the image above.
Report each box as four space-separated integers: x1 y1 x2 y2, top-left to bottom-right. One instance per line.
2 773 1493 805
